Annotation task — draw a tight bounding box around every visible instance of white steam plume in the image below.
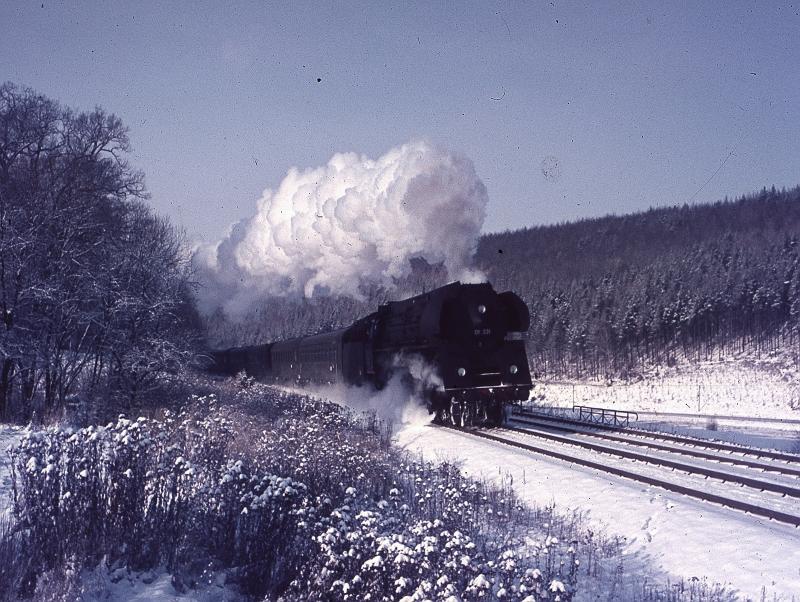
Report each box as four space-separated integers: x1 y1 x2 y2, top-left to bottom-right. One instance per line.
275 353 443 433
304 376 433 435
194 140 488 316
300 354 443 433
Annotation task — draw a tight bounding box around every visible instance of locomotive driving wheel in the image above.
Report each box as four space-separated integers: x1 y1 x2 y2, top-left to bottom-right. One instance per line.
461 401 474 428
450 399 479 428
476 402 489 426
449 398 462 427
485 401 504 427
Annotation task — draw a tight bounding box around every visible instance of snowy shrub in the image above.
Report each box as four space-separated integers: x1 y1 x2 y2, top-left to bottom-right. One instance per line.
280 460 578 601
10 394 309 597
0 513 33 600
8 383 584 599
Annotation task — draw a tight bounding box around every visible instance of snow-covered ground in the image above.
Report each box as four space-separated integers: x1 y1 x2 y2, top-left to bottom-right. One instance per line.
534 358 800 420
75 567 242 601
0 424 24 515
529 357 800 453
395 419 800 601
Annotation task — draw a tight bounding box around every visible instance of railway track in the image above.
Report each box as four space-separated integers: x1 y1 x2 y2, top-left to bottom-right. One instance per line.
440 423 800 527
510 413 800 477
513 408 800 463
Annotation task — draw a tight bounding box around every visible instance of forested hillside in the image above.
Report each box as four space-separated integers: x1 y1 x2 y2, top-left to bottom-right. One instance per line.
208 186 800 380
478 186 800 377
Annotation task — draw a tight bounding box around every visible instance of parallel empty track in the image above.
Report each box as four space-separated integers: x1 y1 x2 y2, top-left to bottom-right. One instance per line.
513 408 800 463
511 413 800 478
440 423 800 527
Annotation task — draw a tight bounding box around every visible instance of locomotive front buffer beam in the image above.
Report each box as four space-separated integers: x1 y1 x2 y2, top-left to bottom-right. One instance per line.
432 384 532 428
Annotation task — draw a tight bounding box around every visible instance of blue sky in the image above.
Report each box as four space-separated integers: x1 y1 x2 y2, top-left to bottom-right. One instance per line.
2 1 798 241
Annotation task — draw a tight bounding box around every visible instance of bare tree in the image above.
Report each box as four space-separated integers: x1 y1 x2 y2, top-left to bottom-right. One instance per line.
0 82 195 420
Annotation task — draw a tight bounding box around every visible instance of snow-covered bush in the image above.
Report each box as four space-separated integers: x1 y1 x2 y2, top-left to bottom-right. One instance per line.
8 383 585 599
10 394 308 597
0 513 31 600
287 501 569 601
281 461 577 601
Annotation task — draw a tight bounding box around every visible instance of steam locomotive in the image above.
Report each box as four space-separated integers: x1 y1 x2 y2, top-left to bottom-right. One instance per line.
210 281 532 426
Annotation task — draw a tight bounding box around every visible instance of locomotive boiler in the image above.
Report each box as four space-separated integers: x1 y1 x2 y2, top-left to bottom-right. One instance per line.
210 281 532 426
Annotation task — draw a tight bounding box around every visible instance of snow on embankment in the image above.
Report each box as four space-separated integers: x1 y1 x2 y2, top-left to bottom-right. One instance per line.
395 421 800 600
535 359 800 420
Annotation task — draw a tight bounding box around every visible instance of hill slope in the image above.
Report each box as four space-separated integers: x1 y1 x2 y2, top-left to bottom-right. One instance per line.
477 185 800 377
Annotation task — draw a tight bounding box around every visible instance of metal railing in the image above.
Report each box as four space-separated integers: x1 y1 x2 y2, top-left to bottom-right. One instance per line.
572 404 639 427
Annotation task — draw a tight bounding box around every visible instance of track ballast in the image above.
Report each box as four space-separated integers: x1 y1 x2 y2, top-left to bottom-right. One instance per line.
439 422 800 527
513 408 800 463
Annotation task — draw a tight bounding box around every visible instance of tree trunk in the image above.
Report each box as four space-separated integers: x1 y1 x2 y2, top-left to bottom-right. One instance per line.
0 357 13 419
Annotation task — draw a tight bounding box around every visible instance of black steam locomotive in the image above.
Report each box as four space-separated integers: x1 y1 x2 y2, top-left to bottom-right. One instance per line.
210 281 532 426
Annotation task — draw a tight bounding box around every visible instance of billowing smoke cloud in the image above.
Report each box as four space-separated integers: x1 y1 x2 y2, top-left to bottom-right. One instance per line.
194 140 488 316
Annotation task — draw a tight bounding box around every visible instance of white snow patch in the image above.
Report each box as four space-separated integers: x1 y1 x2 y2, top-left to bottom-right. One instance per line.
534 358 800 420
77 566 243 601
0 424 25 515
395 422 800 600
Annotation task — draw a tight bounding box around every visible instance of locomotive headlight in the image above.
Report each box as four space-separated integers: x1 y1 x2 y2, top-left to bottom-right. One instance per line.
509 364 519 375
477 304 487 314
457 367 466 377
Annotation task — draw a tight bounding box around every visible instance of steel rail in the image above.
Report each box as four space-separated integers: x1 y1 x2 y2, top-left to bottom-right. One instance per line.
440 425 800 527
511 415 800 478
513 409 800 463
498 425 800 498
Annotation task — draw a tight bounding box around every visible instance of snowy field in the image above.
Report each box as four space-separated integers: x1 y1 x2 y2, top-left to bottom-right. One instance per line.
395 420 800 601
533 359 800 420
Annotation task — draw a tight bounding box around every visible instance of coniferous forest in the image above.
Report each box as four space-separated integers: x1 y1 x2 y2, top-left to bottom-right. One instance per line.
478 186 800 378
